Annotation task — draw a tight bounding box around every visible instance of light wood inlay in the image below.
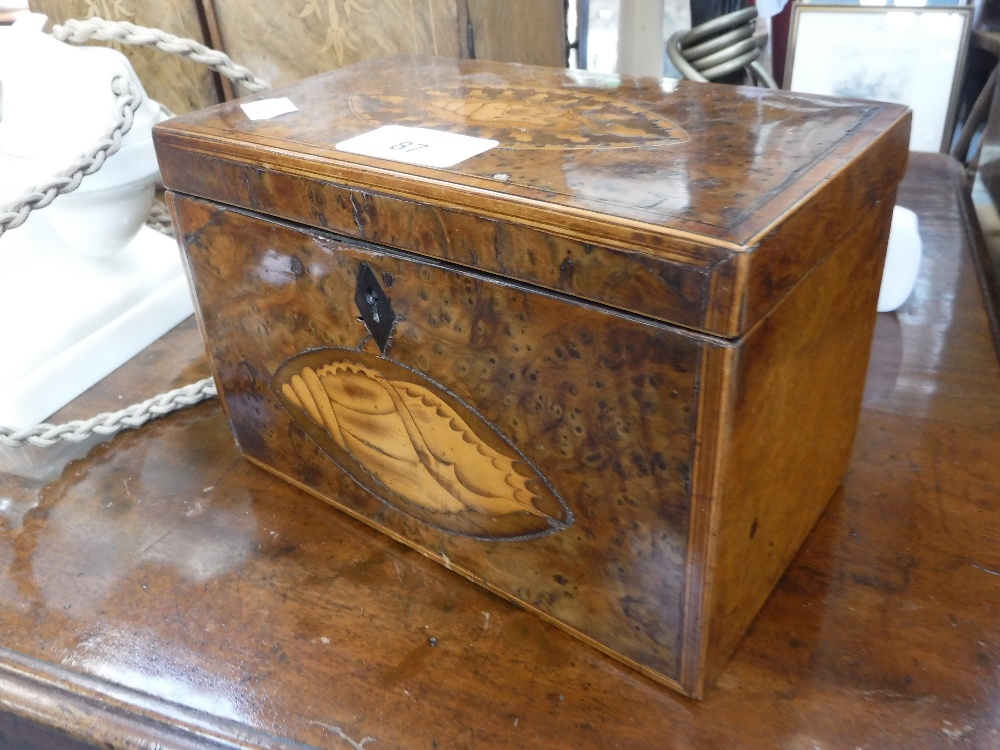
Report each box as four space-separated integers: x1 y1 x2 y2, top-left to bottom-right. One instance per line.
274 350 572 539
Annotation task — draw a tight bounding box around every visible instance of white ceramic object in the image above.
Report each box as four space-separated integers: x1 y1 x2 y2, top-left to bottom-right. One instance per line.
0 222 193 427
0 14 193 427
877 205 922 313
0 12 163 258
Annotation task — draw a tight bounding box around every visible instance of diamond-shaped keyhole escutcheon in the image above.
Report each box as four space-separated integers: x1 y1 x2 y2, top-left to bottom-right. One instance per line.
355 263 397 353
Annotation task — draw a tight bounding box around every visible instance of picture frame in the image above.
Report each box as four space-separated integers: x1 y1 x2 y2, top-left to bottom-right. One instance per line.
785 5 973 152
799 0 967 5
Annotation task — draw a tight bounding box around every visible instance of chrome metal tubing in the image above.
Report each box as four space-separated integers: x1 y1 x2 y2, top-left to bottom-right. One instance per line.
666 6 777 89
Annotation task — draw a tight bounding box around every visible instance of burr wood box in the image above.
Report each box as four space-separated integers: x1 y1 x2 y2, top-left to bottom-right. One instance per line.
154 57 910 698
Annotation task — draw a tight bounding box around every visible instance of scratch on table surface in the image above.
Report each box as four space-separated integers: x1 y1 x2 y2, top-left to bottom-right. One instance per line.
857 690 937 706
138 529 173 557
311 721 376 749
941 723 974 740
970 562 1000 577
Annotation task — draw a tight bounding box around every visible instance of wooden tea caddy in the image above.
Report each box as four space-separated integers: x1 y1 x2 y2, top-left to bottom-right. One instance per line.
154 57 910 698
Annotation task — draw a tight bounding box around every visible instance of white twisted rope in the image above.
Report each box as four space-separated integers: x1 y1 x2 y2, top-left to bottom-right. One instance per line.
1 18 272 447
51 17 270 93
0 75 141 239
0 378 218 447
145 199 175 236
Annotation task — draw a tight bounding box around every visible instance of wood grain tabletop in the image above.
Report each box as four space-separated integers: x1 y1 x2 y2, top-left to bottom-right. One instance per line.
0 152 997 749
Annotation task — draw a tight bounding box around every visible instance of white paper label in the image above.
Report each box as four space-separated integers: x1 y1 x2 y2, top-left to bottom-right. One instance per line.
335 125 498 168
240 97 299 121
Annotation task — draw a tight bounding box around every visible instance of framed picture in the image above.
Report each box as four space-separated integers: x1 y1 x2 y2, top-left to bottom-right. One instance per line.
799 0 967 5
785 5 973 152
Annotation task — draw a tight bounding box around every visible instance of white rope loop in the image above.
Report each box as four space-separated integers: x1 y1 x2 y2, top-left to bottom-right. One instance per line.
51 17 270 92
145 199 175 236
0 17 275 447
0 378 218 447
0 75 141 239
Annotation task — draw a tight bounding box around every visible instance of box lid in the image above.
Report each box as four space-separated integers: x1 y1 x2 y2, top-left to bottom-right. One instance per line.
154 56 910 337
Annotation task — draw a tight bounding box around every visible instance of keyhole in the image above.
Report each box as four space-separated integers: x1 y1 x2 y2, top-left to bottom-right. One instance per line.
365 287 380 323
355 262 396 354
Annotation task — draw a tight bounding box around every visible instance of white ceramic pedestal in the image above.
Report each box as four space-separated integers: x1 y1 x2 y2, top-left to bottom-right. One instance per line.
0 211 193 427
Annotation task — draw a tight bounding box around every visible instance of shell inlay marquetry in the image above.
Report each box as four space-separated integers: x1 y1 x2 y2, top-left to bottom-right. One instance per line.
273 348 571 540
349 83 689 150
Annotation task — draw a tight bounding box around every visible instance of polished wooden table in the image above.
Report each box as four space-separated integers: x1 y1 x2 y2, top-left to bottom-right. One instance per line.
1 152 998 749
